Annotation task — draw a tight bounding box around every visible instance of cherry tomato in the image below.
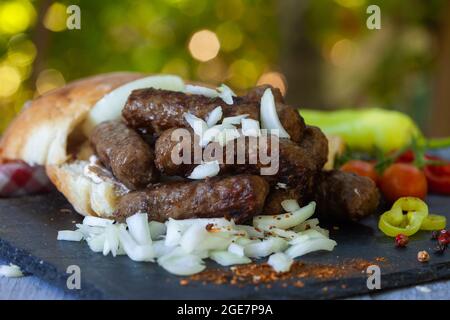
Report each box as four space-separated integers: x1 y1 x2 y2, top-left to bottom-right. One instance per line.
340 160 379 183
380 163 428 203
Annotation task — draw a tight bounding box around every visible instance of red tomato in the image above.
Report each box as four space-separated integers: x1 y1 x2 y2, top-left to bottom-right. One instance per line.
380 163 428 203
340 160 379 183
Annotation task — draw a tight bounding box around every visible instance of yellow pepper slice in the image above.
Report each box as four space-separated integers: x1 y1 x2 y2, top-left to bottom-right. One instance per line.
378 197 429 237
420 214 447 231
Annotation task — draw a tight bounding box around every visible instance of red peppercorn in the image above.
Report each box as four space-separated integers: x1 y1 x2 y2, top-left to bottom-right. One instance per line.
395 234 409 247
438 233 450 246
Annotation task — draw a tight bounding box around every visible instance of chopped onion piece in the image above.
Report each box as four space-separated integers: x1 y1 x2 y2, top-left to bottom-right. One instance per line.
152 240 177 258
87 234 105 253
210 251 251 266
75 224 104 237
293 218 320 232
118 228 154 262
200 124 234 147
57 230 83 242
82 216 114 227
267 228 298 240
244 237 288 258
215 128 241 147
241 118 261 137
281 199 301 213
260 88 290 138
158 253 205 276
165 219 188 247
228 243 245 257
289 229 327 245
275 182 287 190
179 223 207 253
206 106 223 127
126 213 152 245
217 84 236 105
268 252 293 273
253 202 316 230
187 160 220 179
234 225 265 238
104 225 120 257
183 112 208 138
149 221 167 240
0 264 23 278
185 84 218 98
222 114 249 126
285 238 337 259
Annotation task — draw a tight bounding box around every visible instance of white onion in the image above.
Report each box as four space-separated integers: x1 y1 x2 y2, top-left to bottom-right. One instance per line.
228 243 245 257
185 84 218 98
267 228 298 240
183 113 208 138
253 202 316 230
285 238 337 259
293 218 320 232
104 225 120 257
84 75 184 135
260 88 290 138
149 221 167 240
179 223 207 253
275 182 287 190
200 124 234 147
118 228 154 262
126 213 152 245
215 128 241 147
281 199 301 213
57 230 83 242
0 264 23 278
164 219 188 247
217 84 236 105
210 251 251 266
158 253 205 276
82 216 114 227
241 118 261 137
187 161 220 179
87 234 105 253
152 240 177 258
234 225 265 239
268 252 293 273
206 106 223 127
75 224 104 237
221 114 249 126
289 229 327 245
243 237 288 258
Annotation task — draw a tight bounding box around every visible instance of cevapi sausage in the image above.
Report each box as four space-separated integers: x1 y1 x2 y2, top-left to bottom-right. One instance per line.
115 175 269 224
90 120 158 190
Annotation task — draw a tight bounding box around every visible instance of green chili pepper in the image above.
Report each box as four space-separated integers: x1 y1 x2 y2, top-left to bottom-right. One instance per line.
301 108 423 153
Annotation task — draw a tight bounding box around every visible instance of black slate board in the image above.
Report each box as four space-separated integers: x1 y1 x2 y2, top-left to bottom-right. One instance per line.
1 192 450 300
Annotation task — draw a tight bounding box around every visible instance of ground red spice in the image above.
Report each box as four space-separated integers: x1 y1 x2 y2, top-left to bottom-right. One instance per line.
181 258 387 287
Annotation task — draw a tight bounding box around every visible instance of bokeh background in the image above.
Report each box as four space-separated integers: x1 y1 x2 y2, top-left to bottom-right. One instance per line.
0 0 449 135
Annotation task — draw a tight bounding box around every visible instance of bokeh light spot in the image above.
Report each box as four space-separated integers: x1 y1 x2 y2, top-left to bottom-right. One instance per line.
197 57 227 83
0 65 21 97
36 69 65 95
189 30 221 62
228 59 258 89
0 0 36 34
44 2 67 32
216 22 243 52
329 39 357 67
7 34 37 67
161 58 190 79
334 0 366 8
257 71 287 96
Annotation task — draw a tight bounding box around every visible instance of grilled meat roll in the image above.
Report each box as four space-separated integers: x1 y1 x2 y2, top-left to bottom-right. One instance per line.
90 120 158 190
313 170 380 222
115 175 269 224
